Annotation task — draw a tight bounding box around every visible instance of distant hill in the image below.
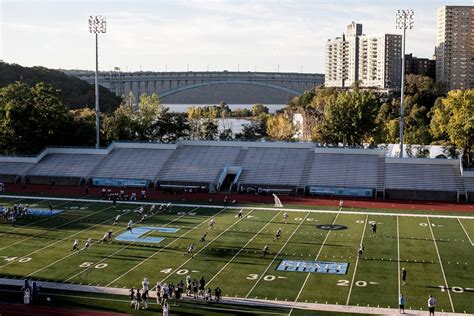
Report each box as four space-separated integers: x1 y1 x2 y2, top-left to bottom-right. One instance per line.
0 62 121 112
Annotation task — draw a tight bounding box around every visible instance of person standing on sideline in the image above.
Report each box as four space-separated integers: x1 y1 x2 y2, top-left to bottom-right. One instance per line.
338 199 343 211
402 268 407 286
428 295 436 316
162 302 169 316
399 293 405 314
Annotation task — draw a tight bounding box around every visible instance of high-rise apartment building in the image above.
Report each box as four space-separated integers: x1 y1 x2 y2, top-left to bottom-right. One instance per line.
435 6 474 90
325 22 402 89
325 22 362 88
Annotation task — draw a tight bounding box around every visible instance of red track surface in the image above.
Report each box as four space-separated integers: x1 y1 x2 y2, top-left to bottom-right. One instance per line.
2 183 473 213
0 302 129 316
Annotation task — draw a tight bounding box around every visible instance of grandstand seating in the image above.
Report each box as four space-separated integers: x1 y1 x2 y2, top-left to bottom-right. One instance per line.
157 145 240 184
91 148 173 181
237 147 308 186
384 161 463 192
0 162 34 176
305 153 381 189
26 153 104 178
0 141 471 202
462 177 474 192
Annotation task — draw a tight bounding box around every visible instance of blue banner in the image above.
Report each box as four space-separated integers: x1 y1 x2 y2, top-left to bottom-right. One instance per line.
276 259 349 275
92 178 149 188
308 186 374 197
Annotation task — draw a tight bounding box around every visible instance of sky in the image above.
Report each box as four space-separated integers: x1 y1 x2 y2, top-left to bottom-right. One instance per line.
0 0 472 73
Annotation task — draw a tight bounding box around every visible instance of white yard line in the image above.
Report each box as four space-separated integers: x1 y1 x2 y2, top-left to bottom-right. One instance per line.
457 218 474 246
0 204 120 269
245 212 310 298
346 214 369 306
105 206 224 286
427 217 455 313
0 202 109 252
397 216 401 296
206 211 281 287
292 211 341 307
1 194 473 219
64 208 192 283
160 210 255 283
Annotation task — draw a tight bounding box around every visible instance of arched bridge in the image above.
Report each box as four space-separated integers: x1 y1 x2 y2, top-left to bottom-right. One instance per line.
65 70 325 104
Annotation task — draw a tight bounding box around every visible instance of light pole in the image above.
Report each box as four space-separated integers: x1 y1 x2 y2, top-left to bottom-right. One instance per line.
395 9 414 158
88 15 107 149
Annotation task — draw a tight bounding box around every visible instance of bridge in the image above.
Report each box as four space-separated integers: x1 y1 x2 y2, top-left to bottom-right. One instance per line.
64 70 324 104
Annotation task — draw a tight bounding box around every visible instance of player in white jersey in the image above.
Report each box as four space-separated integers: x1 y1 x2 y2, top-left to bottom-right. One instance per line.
113 214 120 226
339 199 344 211
283 212 288 223
208 218 215 229
238 209 243 219
262 244 269 258
185 243 195 257
71 239 79 251
101 232 108 244
150 204 156 214
357 244 365 257
127 220 133 233
83 238 92 250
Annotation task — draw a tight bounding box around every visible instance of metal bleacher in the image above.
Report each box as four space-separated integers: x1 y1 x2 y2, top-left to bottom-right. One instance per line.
384 159 464 201
0 141 471 202
26 153 104 185
91 148 174 181
0 162 35 183
157 145 241 184
238 147 308 187
305 153 381 189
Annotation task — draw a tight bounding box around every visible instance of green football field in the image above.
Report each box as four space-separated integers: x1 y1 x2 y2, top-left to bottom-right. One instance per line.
0 196 473 314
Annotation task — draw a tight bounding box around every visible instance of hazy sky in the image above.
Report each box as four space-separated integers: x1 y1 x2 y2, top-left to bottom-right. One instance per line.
1 0 472 73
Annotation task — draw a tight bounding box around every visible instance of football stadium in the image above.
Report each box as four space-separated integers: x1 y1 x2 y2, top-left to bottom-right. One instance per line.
0 141 473 315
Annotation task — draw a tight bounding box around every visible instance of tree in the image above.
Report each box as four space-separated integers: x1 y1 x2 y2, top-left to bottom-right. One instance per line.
236 116 267 141
154 112 190 143
0 82 71 154
430 89 474 167
251 103 269 116
320 90 379 146
266 113 294 141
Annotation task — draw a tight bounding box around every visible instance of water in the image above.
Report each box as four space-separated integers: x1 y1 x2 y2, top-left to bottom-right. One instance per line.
163 104 285 114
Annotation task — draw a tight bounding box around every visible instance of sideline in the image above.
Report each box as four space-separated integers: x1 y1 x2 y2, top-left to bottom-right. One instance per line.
1 194 474 219
0 277 467 315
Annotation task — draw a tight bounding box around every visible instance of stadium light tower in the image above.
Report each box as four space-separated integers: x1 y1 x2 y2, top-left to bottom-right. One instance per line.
88 15 107 149
396 9 414 158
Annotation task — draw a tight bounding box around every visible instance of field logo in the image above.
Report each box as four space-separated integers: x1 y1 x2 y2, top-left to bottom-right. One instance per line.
316 224 347 231
115 226 179 244
276 259 349 275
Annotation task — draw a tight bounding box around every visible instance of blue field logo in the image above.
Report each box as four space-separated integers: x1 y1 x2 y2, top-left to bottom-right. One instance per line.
115 227 179 244
276 259 349 275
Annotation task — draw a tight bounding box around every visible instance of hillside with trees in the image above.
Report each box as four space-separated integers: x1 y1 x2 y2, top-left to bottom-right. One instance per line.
0 62 121 112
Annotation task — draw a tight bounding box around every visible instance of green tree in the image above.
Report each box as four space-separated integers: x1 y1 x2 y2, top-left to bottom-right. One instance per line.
251 103 269 116
0 82 71 154
320 90 379 146
236 117 267 141
430 89 474 167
